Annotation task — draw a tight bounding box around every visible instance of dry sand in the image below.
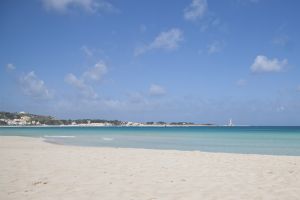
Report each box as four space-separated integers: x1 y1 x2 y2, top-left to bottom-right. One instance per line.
1 136 300 200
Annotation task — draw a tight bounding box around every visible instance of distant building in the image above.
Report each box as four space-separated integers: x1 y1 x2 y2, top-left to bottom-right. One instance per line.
21 116 30 121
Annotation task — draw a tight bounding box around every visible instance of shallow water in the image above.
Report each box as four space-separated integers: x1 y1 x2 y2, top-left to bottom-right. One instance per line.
1 126 300 156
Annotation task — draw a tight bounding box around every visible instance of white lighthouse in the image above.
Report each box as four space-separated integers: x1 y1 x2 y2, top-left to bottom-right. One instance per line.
228 119 233 126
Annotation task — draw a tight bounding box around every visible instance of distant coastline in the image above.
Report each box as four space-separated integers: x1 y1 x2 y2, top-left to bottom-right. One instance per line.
0 111 215 127
0 124 217 128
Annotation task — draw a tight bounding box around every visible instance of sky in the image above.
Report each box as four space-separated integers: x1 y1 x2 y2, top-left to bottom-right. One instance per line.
1 0 300 125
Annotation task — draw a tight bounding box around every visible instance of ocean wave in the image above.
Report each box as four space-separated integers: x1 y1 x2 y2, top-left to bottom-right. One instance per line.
44 135 76 138
102 137 114 141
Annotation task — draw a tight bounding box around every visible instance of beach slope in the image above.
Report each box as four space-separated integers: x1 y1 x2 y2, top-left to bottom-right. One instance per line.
1 136 300 200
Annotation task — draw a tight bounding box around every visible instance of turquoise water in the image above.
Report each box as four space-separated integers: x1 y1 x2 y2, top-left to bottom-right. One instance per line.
1 126 300 156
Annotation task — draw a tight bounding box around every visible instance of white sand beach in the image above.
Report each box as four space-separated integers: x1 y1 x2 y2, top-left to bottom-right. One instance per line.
1 136 300 200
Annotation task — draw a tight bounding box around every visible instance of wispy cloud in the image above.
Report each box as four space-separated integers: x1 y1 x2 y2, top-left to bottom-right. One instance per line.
6 63 15 71
237 0 260 4
65 73 98 99
272 35 290 47
149 84 166 96
20 71 53 99
83 61 107 81
139 24 147 33
183 0 226 33
249 0 260 2
134 28 183 56
149 29 183 50
42 0 118 14
276 106 285 112
184 0 208 21
65 60 108 98
237 79 247 86
81 45 93 57
127 92 145 104
207 40 224 54
251 55 288 73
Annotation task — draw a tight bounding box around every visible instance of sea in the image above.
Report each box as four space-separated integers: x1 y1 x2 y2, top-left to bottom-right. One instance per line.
1 126 300 156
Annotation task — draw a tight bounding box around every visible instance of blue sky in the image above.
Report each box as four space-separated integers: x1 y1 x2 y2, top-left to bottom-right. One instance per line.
1 0 300 125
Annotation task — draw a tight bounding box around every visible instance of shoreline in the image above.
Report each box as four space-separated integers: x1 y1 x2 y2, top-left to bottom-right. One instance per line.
1 136 300 200
42 136 299 158
1 129 300 156
0 124 218 128
4 125 300 128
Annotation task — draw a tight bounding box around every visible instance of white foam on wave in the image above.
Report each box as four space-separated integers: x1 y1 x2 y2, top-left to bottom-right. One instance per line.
44 135 76 138
102 137 114 141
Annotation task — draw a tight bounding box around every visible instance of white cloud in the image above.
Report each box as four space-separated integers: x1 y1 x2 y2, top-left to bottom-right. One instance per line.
207 40 224 54
184 0 207 21
42 0 117 14
65 60 107 98
149 84 166 96
134 28 183 56
183 0 226 33
20 71 52 99
150 29 183 50
65 73 85 88
251 55 288 73
83 61 107 81
6 63 15 71
65 73 98 99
